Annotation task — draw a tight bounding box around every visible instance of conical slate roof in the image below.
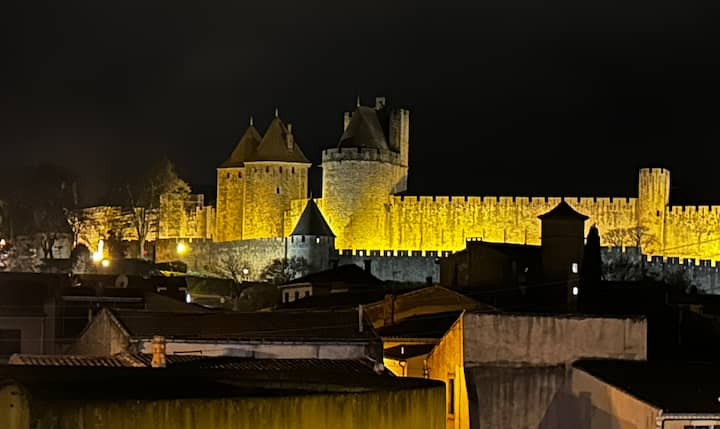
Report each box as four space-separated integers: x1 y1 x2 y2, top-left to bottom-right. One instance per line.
253 117 310 163
290 199 335 237
538 201 589 220
220 124 261 168
337 106 389 150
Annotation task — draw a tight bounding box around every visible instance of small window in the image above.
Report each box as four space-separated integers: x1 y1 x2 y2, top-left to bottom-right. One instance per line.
238 172 242 178
302 236 306 242
657 210 661 216
279 167 282 173
226 173 230 179
292 167 295 174
294 291 300 300
276 187 280 194
315 237 321 244
304 291 310 297
448 377 455 415
571 262 579 273
283 292 289 303
266 167 269 173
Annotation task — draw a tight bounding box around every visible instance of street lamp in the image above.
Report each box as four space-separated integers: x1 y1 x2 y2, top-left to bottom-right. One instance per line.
176 242 188 255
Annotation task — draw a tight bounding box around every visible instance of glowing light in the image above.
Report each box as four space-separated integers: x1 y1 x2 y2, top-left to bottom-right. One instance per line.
185 293 192 304
572 286 579 296
242 268 249 276
571 262 579 274
176 242 188 255
0 239 5 247
93 239 104 262
315 237 321 244
101 259 110 268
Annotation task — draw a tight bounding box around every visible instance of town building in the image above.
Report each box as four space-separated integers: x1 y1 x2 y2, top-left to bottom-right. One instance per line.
0 356 445 429
71 307 383 361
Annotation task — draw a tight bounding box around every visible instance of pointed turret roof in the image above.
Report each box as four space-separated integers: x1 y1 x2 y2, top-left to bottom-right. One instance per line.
290 199 335 237
337 106 389 150
219 121 261 168
253 117 310 163
538 201 589 220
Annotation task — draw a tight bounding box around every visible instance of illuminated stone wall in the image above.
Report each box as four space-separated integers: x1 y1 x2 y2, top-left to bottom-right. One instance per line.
159 193 215 240
243 162 308 239
215 167 244 242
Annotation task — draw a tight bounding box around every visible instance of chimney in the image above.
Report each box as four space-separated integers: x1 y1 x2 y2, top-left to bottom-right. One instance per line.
151 336 166 368
358 304 364 333
286 123 294 150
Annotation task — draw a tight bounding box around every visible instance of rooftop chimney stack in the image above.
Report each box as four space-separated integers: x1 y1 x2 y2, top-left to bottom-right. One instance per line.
151 335 166 368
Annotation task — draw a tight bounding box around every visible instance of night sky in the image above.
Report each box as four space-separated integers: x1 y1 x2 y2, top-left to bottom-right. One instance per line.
2 0 720 205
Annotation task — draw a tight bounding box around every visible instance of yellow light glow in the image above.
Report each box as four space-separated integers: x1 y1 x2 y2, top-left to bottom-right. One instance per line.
101 259 110 268
176 242 188 255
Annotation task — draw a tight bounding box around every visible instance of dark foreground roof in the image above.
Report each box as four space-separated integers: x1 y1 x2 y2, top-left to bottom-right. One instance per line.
574 359 720 414
284 264 383 286
377 311 463 339
276 289 388 310
0 361 442 402
108 308 378 341
538 201 589 220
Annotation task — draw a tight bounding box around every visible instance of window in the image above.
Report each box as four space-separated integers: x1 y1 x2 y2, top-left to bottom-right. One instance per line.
266 167 269 173
283 292 289 303
294 291 300 300
315 237 321 244
292 167 295 174
238 172 242 178
0 329 21 357
301 236 306 242
304 291 310 297
448 377 455 415
279 167 282 173
571 262 579 274
226 173 230 179
276 187 280 194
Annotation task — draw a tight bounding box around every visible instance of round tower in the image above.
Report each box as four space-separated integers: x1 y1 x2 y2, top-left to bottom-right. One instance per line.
216 117 261 242
242 112 311 239
287 199 336 273
321 99 409 251
637 168 670 254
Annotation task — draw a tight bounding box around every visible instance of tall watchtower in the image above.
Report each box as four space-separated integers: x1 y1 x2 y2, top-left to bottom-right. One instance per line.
216 118 261 242
637 168 670 254
242 112 311 239
321 97 410 250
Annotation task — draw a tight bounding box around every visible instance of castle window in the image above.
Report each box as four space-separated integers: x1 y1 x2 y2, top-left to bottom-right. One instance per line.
266 167 269 173
276 187 280 194
302 236 306 242
657 210 660 216
279 167 282 173
238 172 242 178
226 173 230 179
292 167 295 174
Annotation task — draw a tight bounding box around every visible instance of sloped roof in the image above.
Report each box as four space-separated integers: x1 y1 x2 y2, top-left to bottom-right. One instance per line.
573 359 720 413
538 201 589 220
252 117 310 163
106 308 377 341
338 106 390 150
376 311 463 339
284 264 383 286
219 125 262 168
290 199 335 237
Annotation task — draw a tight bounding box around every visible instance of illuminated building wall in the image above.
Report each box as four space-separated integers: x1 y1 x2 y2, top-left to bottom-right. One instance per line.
215 166 244 242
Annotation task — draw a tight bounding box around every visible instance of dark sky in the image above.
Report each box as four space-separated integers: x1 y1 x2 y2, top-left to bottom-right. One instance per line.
2 0 720 205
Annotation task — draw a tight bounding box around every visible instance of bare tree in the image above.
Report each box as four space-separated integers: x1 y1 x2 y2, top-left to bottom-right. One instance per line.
123 158 190 259
210 251 249 285
603 225 656 250
261 257 310 285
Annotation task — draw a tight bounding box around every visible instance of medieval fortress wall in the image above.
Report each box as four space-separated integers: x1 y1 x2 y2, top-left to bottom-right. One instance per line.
78 99 720 283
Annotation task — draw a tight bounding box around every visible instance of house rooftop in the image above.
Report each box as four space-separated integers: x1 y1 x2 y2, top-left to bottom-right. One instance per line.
573 359 720 414
376 311 463 339
283 264 383 287
106 307 378 342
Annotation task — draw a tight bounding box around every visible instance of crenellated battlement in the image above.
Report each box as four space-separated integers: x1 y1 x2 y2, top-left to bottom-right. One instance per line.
322 147 402 165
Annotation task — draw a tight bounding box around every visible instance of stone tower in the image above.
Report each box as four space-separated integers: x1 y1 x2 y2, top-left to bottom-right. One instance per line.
216 118 261 242
287 199 336 272
637 168 670 254
539 201 588 283
242 112 311 239
321 97 410 250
